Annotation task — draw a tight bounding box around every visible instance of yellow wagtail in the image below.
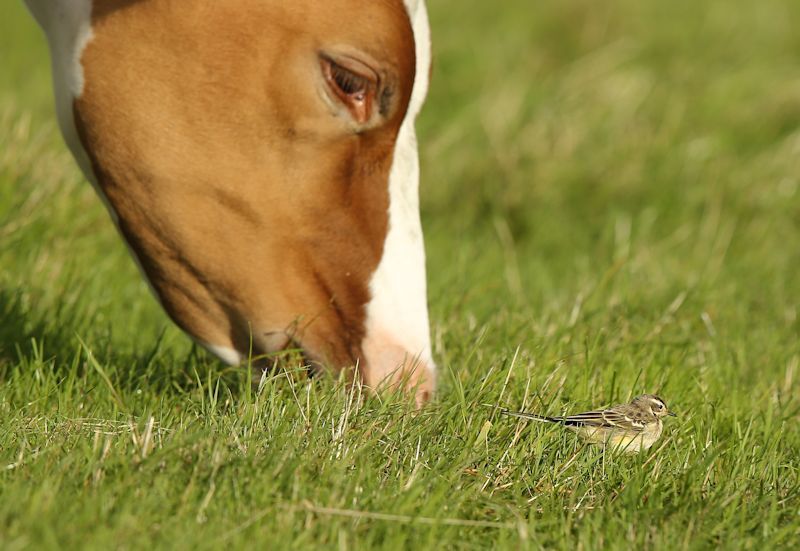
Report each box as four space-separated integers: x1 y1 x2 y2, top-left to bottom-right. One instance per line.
500 394 676 453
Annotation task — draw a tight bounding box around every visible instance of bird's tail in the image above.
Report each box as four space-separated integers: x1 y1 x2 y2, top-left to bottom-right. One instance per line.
499 408 562 423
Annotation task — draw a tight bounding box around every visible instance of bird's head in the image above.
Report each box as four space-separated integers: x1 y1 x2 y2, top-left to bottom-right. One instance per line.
634 394 677 418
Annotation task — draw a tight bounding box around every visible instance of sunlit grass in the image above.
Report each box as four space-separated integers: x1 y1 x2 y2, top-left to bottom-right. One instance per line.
1 0 799 548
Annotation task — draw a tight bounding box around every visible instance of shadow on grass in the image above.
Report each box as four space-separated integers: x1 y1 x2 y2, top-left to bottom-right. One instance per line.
0 285 190 390
0 285 312 401
0 286 81 364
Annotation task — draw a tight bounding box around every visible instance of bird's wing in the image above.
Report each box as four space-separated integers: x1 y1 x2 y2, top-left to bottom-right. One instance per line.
558 409 647 432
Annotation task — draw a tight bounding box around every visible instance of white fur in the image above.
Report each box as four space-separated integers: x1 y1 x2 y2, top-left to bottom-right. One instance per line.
361 1 434 374
23 0 109 218
203 343 242 366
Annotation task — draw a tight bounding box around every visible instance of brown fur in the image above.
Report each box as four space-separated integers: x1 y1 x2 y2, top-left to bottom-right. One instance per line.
73 0 417 381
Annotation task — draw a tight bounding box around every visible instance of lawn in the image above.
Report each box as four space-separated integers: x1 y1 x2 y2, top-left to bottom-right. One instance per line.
1 0 799 548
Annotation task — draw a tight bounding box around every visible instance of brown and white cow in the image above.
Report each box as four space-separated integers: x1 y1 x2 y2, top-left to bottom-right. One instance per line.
23 0 435 404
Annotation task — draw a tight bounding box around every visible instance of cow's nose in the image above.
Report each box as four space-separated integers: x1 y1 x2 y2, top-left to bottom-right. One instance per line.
360 339 435 407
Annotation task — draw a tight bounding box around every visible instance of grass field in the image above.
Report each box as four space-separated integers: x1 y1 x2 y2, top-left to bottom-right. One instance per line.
2 0 799 548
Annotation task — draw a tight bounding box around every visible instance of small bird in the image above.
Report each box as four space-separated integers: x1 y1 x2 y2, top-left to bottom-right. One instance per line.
500 394 676 454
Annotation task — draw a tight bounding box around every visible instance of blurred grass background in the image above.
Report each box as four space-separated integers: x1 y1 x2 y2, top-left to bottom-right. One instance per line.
1 0 799 549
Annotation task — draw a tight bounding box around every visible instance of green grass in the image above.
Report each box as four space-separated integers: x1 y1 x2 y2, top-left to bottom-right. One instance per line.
2 0 799 548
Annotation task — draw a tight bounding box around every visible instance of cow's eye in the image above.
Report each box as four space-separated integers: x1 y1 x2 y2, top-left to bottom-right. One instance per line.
320 55 378 125
330 64 369 97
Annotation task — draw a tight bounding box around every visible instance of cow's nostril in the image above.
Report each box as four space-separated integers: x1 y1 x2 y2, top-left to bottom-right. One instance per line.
415 388 432 408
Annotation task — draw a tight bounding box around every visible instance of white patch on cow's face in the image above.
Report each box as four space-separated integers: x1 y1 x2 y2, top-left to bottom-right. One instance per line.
24 1 102 209
361 1 434 378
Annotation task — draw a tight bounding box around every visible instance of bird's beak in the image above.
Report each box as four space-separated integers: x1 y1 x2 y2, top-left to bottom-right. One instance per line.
668 411 677 417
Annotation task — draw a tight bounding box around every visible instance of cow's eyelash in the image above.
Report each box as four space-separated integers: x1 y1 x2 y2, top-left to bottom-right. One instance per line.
330 64 369 97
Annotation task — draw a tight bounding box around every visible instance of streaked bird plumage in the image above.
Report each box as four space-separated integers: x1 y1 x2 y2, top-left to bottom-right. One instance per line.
500 394 676 453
